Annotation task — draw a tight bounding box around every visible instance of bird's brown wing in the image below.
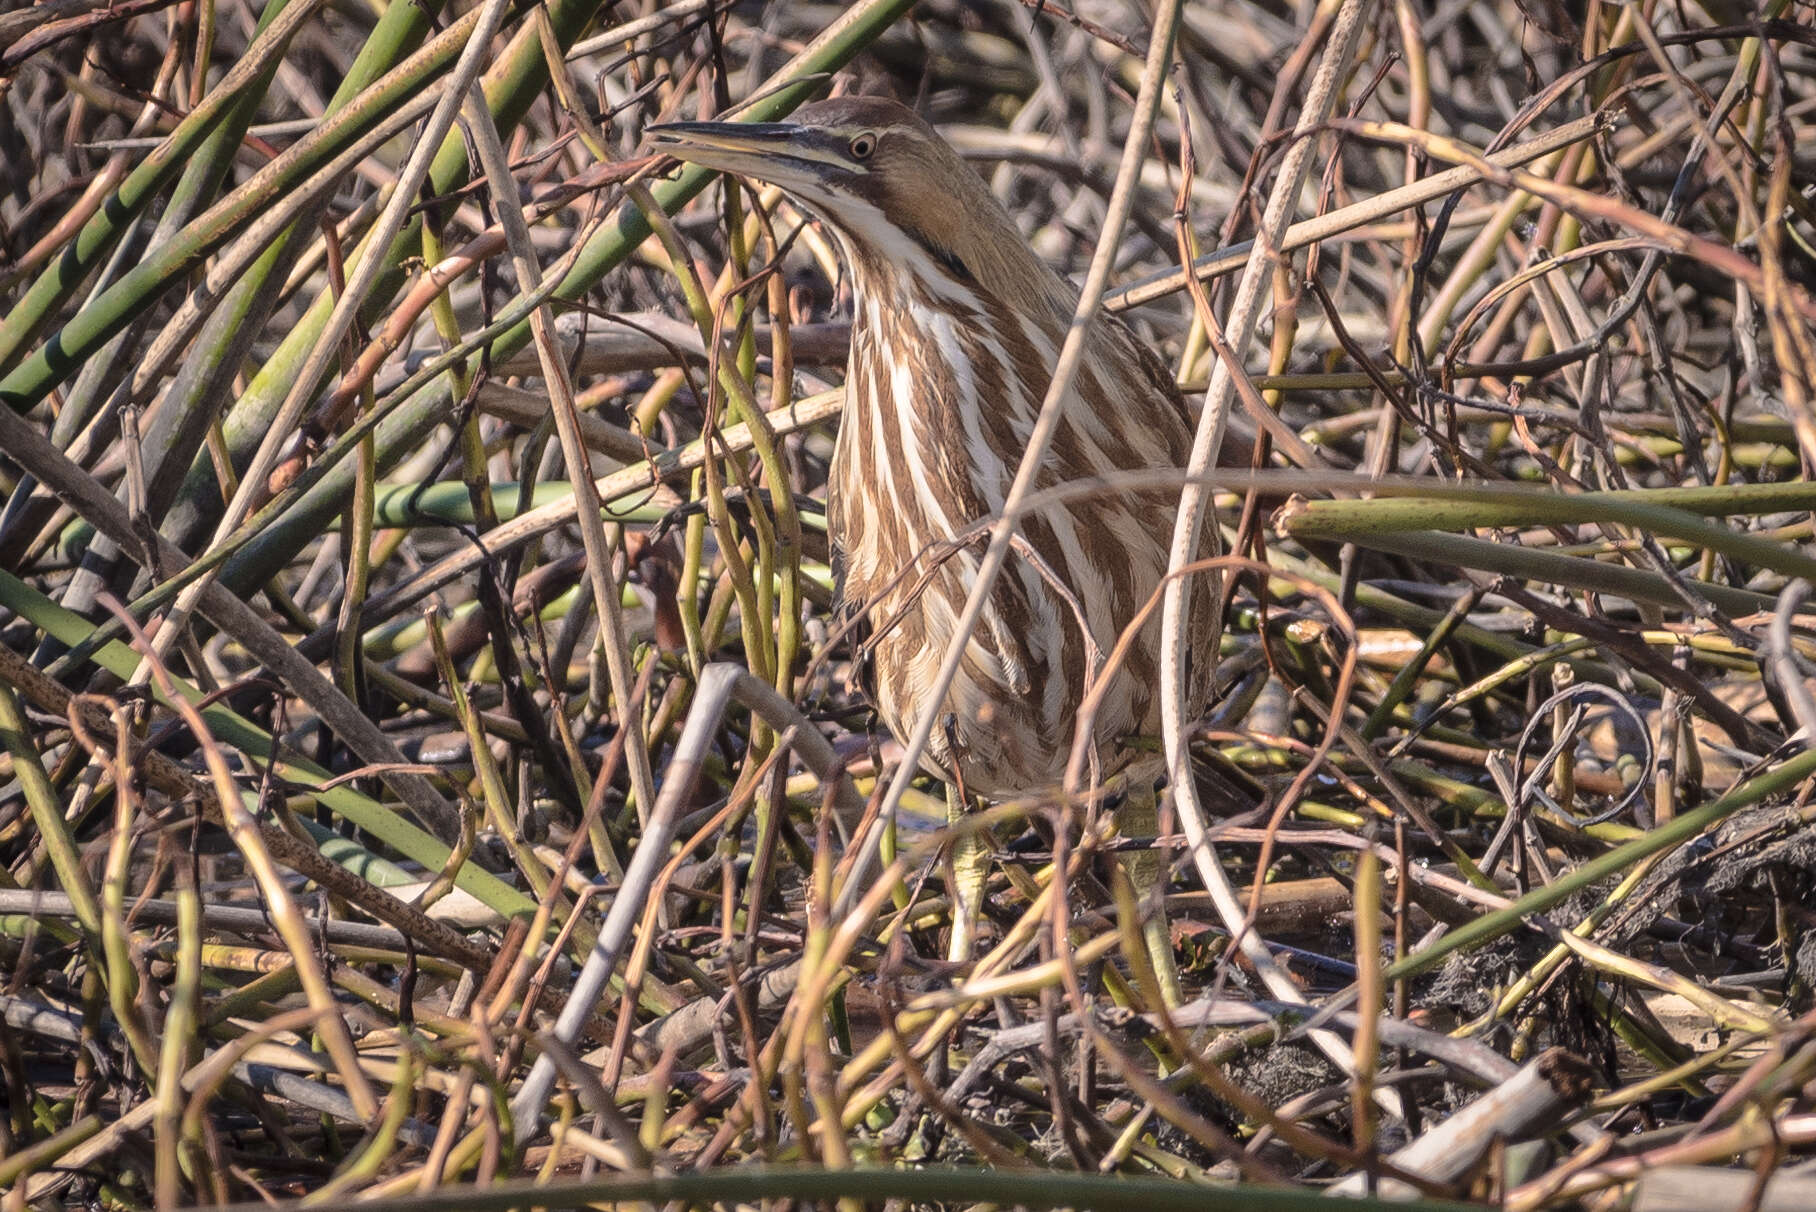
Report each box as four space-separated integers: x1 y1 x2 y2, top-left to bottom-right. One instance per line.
824 474 879 705
1111 311 1259 471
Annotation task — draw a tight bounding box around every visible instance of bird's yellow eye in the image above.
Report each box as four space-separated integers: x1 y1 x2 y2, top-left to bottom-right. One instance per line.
849 132 877 160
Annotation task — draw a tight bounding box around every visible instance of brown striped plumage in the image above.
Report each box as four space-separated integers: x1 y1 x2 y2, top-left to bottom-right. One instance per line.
651 96 1216 800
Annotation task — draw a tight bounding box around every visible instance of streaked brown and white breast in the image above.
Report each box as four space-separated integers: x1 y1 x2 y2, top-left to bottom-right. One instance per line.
826 243 1212 798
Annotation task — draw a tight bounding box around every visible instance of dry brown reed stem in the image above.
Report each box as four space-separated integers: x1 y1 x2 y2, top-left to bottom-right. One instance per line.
1346 118 1816 326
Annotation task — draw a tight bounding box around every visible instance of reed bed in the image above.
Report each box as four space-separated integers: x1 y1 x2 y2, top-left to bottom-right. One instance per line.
2 1 1815 1208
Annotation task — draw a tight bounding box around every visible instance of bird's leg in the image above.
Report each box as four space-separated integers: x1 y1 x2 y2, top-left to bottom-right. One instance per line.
1115 780 1184 1007
945 780 989 963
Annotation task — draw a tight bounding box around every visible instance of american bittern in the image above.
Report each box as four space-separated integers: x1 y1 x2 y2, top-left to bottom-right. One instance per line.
651 97 1226 996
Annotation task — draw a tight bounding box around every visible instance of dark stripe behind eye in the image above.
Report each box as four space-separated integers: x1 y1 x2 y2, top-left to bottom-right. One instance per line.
906 227 973 283
937 247 974 282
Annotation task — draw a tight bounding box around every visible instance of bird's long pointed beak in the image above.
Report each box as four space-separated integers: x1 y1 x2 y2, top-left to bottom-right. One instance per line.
646 120 841 186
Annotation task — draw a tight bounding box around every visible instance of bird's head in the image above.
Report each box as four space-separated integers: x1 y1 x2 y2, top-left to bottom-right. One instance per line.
648 96 1058 310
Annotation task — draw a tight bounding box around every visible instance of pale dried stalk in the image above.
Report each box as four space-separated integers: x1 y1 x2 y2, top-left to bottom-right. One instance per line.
1108 111 1606 312
512 664 865 1138
1156 0 1384 1111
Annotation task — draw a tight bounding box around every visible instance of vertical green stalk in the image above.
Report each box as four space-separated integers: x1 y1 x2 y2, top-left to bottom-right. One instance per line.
152 878 202 1209
0 683 102 941
629 186 805 697
720 183 779 686
679 466 711 675
428 613 554 905
1350 844 1382 1157
100 715 160 1078
336 424 378 703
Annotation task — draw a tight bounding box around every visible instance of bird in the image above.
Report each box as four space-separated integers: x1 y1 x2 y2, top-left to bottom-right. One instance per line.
649 96 1234 1000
